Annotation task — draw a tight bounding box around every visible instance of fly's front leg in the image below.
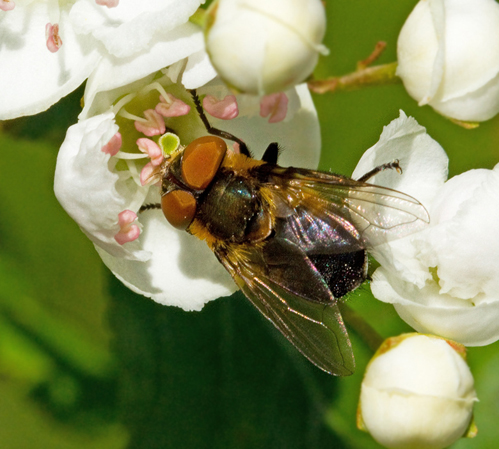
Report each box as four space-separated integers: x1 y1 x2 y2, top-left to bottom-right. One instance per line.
189 89 252 157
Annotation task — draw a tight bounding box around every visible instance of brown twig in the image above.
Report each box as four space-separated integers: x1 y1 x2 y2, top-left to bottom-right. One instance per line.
309 41 400 94
357 41 387 70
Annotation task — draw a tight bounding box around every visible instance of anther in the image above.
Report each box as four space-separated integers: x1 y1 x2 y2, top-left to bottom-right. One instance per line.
260 92 288 123
202 95 239 120
46 23 63 53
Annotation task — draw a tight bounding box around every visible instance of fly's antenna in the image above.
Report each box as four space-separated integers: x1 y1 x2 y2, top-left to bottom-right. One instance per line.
188 89 252 158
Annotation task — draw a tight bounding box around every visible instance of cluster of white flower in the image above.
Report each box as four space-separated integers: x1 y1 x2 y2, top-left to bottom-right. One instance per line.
1 0 497 448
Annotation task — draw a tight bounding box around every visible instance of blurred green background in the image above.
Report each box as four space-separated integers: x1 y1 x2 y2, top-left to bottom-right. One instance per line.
1 1 498 448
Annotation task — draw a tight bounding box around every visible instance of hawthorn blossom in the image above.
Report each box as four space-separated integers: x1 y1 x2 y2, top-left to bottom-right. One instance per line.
0 0 205 119
358 334 477 449
54 57 322 310
352 112 499 346
397 0 499 122
205 0 328 95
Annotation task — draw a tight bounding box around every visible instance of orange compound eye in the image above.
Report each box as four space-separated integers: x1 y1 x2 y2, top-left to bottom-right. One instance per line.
161 190 197 230
181 136 227 190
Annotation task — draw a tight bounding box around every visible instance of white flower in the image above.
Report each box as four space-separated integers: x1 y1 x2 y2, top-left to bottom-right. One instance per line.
54 59 321 311
353 112 499 346
358 334 477 449
205 0 328 95
397 0 499 122
0 0 205 119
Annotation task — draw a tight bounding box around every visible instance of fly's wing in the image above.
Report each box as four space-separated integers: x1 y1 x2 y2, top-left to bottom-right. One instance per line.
259 166 429 252
216 238 355 376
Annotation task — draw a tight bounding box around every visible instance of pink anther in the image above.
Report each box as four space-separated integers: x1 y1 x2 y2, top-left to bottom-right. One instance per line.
95 0 119 7
0 0 15 11
203 94 239 120
136 138 163 166
140 162 160 186
46 23 63 53
101 132 122 156
115 210 140 245
134 109 166 136
232 142 241 154
260 92 288 123
155 93 191 118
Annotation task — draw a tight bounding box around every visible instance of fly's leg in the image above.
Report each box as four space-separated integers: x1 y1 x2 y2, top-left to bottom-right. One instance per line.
140 203 161 213
356 160 402 183
261 142 280 164
189 89 252 157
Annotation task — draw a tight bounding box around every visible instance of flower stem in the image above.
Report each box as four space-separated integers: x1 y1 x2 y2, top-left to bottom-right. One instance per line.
308 62 400 94
338 303 384 352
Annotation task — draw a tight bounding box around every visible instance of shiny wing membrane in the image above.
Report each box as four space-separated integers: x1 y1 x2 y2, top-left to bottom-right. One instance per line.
216 238 355 376
260 166 430 251
213 165 428 375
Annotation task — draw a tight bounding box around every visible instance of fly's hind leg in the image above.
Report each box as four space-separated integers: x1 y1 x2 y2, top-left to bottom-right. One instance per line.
356 160 402 183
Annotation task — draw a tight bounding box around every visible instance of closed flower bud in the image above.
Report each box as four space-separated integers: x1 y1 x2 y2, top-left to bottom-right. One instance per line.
358 334 477 449
397 0 499 122
205 0 328 95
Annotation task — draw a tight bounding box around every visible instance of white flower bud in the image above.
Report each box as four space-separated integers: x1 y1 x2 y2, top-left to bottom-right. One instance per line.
205 0 328 95
358 334 477 449
397 0 499 122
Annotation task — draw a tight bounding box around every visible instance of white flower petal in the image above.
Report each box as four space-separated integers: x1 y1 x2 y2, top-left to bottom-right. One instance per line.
373 268 499 346
0 2 101 119
425 167 499 299
70 0 203 58
430 72 499 122
180 49 218 90
81 23 207 119
351 112 447 285
97 209 236 311
206 0 326 95
360 335 476 449
397 0 499 121
54 112 150 261
437 0 499 101
352 111 448 207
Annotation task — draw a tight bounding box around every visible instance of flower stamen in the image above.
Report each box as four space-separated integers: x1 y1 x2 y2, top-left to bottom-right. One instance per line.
137 138 164 166
155 93 191 118
135 109 166 136
203 95 239 120
260 92 289 123
115 210 140 245
95 0 119 7
0 0 15 11
46 23 63 53
101 132 122 156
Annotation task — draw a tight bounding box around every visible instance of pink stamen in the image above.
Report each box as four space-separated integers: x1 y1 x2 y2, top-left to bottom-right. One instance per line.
203 95 239 120
155 94 191 118
140 162 160 186
136 138 163 166
45 23 63 53
101 132 122 156
115 210 140 245
134 109 166 136
0 0 15 11
95 0 119 7
260 92 289 123
232 142 241 154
